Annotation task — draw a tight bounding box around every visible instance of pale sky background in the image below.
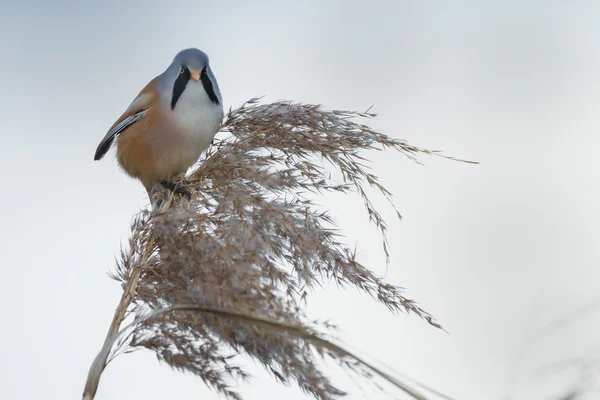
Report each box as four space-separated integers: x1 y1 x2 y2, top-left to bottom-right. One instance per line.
1 1 600 399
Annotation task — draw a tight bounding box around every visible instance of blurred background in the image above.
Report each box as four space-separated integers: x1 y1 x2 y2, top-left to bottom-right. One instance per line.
1 1 599 399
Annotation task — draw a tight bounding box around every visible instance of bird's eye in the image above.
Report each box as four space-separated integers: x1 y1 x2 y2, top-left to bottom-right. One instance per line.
180 67 185 74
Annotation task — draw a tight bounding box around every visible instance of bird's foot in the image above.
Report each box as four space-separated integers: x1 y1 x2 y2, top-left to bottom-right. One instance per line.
160 181 192 199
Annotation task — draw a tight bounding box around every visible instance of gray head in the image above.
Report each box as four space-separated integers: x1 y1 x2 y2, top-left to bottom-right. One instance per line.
172 48 209 73
159 48 222 110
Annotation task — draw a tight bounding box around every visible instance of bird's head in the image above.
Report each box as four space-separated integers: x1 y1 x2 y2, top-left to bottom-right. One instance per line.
161 48 222 110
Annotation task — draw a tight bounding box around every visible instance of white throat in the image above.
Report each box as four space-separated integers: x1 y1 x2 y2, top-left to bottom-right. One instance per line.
173 81 223 134
171 81 223 149
166 81 224 171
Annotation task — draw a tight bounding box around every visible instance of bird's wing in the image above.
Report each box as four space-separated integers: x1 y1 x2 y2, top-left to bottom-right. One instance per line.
94 79 159 161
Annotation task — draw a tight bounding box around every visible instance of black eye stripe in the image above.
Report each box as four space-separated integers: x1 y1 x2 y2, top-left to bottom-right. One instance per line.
171 65 220 108
171 66 190 110
200 66 220 105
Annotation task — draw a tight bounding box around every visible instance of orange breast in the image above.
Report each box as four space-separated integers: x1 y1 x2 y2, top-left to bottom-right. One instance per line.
116 108 162 190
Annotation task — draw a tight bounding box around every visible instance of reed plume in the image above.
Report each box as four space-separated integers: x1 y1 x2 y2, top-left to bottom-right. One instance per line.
83 98 474 400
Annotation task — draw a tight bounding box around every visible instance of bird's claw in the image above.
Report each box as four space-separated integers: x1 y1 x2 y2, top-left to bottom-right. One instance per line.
160 181 192 199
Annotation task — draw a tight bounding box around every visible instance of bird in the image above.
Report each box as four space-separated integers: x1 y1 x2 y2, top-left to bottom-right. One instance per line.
94 48 224 197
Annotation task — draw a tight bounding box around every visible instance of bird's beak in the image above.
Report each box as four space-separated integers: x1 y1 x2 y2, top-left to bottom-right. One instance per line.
190 71 201 81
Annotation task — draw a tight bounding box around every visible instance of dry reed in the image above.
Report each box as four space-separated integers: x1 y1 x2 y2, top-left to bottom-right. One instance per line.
83 98 474 400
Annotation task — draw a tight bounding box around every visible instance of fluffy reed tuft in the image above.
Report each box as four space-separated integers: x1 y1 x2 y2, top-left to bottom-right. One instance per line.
83 98 474 400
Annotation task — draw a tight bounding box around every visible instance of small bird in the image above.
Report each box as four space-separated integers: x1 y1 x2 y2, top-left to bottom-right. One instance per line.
94 48 224 196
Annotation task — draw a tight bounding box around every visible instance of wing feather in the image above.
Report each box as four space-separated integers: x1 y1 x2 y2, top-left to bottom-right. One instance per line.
94 110 149 160
93 79 158 161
